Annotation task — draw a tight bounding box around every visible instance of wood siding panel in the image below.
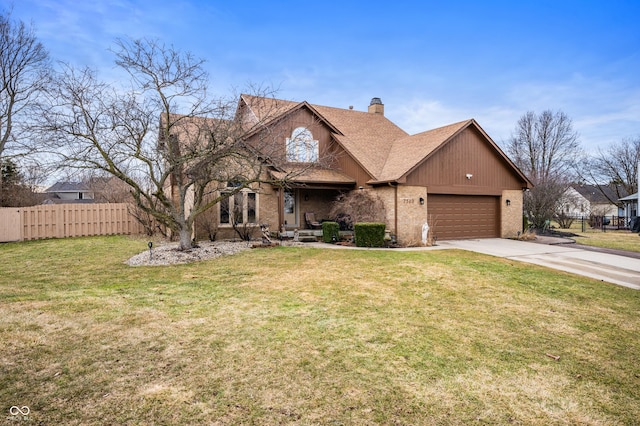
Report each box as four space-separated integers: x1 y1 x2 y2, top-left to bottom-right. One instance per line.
247 107 368 186
428 195 500 239
406 127 524 193
332 142 372 187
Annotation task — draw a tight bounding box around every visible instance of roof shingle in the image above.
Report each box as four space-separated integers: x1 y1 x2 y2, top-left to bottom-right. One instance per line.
376 120 472 182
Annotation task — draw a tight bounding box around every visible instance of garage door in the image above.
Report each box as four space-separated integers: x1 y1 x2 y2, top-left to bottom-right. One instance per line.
427 195 500 240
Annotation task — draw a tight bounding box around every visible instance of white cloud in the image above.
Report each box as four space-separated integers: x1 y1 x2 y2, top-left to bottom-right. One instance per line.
503 74 640 151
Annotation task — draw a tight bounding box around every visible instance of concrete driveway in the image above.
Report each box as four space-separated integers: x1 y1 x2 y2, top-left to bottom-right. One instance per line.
440 238 640 290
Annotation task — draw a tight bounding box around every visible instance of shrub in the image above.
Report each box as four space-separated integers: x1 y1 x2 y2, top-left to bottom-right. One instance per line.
322 221 340 243
354 222 386 247
554 211 575 229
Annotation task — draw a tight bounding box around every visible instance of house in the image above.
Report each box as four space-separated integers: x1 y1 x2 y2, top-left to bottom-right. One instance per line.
619 192 638 225
43 182 95 204
180 95 532 243
559 184 626 218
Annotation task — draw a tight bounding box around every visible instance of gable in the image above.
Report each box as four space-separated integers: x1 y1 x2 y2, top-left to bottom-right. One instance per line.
242 104 336 166
376 120 470 182
328 138 374 186
405 126 529 194
563 187 589 204
572 184 628 204
240 95 405 183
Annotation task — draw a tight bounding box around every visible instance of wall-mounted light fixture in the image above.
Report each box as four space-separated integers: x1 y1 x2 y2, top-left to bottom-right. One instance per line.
506 199 511 206
359 186 364 190
419 197 425 205
466 173 473 180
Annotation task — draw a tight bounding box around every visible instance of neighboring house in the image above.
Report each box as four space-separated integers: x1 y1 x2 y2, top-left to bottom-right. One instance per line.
619 192 638 223
559 184 626 218
43 182 95 204
172 95 532 243
88 176 133 203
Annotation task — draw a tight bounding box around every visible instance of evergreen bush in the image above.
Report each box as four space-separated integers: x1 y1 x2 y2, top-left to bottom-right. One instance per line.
354 222 385 247
322 221 340 243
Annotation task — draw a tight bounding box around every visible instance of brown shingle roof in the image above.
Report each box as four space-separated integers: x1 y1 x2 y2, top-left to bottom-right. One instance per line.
269 166 356 185
311 105 408 178
160 113 229 143
239 95 300 126
240 95 409 178
376 120 472 182
240 96 530 186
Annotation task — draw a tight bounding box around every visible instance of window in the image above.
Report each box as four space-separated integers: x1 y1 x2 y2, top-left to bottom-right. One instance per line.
286 127 318 162
247 193 256 223
219 183 258 225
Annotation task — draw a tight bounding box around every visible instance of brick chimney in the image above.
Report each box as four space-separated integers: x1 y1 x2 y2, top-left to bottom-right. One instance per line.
368 97 384 115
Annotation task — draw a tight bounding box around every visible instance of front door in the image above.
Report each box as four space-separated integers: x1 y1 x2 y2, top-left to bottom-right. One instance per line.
284 189 298 227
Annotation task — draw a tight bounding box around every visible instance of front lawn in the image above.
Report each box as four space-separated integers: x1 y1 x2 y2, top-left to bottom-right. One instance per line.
552 219 640 253
572 229 640 253
1 236 639 424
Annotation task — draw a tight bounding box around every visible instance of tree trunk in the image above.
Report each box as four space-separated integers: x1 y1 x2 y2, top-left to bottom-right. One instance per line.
178 226 192 251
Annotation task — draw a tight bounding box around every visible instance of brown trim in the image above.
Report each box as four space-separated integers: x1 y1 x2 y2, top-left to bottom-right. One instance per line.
394 184 398 238
277 188 284 229
425 185 505 196
287 183 356 190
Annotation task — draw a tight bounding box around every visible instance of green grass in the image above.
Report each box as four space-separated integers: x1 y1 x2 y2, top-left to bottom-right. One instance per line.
1 236 639 425
552 220 640 253
572 230 640 253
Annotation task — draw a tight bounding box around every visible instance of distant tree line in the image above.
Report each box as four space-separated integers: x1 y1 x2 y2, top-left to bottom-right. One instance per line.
505 109 638 230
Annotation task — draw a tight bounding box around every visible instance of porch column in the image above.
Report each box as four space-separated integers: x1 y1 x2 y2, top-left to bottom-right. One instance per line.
277 188 284 230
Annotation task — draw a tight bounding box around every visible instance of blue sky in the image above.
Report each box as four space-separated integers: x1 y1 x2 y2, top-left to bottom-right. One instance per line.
8 0 640 153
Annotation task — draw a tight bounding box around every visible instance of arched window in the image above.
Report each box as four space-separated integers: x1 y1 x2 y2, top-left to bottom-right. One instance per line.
286 127 318 162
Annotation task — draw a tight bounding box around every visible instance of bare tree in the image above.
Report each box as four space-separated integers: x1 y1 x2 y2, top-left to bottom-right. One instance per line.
329 189 387 230
554 190 582 229
0 9 50 159
41 38 307 250
506 110 581 229
580 137 639 202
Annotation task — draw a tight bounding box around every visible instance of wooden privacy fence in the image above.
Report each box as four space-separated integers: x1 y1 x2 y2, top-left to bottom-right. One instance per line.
0 203 143 242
